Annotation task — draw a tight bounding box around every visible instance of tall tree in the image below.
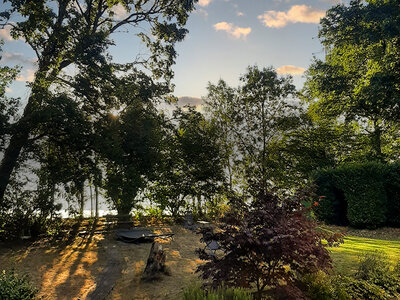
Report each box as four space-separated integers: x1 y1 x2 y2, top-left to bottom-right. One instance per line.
206 66 298 197
0 42 20 153
101 99 164 216
0 0 197 201
303 0 400 161
148 106 225 218
204 80 237 193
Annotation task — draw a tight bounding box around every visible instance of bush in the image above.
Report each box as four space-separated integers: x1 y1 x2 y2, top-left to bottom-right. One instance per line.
355 251 400 297
196 192 342 299
385 163 400 226
313 171 347 225
312 161 400 228
301 271 341 300
301 251 400 300
301 271 386 300
183 284 252 300
333 276 386 300
0 270 37 300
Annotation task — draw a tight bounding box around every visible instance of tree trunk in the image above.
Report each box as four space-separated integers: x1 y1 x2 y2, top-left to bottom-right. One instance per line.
89 183 93 218
372 120 383 160
0 123 30 201
0 62 58 201
79 183 85 218
95 184 99 219
143 242 168 280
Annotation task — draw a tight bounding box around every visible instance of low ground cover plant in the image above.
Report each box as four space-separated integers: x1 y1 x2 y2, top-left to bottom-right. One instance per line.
183 284 252 300
0 270 37 300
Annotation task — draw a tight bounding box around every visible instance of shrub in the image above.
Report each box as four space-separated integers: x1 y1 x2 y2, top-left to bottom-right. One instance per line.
313 171 347 225
312 161 397 228
183 284 252 300
385 163 400 226
0 270 37 300
355 251 400 297
301 271 340 300
333 276 386 300
196 192 342 300
301 252 400 300
301 271 386 300
355 251 389 281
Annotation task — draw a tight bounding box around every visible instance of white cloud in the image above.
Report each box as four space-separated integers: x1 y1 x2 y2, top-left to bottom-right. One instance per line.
17 68 36 82
112 3 129 20
5 87 12 93
214 22 251 39
198 0 212 7
0 26 13 41
237 11 244 17
258 5 325 28
277 65 305 75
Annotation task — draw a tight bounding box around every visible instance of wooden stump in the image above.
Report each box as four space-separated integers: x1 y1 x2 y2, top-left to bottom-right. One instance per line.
143 242 168 280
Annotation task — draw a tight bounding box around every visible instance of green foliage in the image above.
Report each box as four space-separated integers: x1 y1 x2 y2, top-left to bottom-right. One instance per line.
313 161 400 228
183 284 252 300
355 251 400 297
98 99 165 216
333 276 386 300
301 271 349 300
302 271 387 300
0 270 37 300
303 0 400 161
384 163 400 226
0 0 197 211
148 106 225 219
204 66 300 196
0 42 20 152
0 176 62 241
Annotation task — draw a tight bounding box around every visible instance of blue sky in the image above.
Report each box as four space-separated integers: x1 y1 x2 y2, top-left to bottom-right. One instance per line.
0 0 345 104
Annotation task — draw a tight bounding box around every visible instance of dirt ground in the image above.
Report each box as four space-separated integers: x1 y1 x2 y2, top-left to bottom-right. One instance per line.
0 224 205 300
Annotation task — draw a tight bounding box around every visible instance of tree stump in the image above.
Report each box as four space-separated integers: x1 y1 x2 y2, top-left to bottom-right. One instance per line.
142 242 168 280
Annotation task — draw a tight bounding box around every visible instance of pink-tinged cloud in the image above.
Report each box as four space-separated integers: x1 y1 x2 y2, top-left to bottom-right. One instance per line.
214 22 251 39
198 0 212 7
0 26 13 41
277 65 305 75
17 69 36 82
258 5 325 28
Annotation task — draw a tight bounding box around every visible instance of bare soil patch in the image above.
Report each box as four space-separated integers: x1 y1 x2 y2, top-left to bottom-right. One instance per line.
0 224 204 300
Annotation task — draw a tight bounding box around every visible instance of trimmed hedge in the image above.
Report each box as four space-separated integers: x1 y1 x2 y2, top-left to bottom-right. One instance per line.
312 162 400 228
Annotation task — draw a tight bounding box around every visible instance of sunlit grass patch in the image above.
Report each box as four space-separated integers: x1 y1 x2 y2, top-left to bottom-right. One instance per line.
329 234 400 275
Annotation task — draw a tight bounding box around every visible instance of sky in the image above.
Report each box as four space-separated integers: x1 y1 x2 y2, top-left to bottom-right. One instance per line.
0 0 346 107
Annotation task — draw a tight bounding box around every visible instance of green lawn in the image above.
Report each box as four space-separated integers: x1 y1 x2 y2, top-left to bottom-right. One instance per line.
328 228 400 275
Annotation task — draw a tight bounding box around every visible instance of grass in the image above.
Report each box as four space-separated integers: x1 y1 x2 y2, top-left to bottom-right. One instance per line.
327 227 400 275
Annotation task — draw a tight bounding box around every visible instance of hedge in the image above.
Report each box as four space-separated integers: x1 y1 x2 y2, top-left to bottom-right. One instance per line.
312 162 400 228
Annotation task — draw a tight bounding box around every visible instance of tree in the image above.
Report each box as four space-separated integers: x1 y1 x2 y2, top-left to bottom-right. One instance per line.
303 0 400 161
204 80 237 194
101 99 164 216
148 106 225 218
0 0 197 201
197 191 342 299
205 66 299 196
0 41 20 153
